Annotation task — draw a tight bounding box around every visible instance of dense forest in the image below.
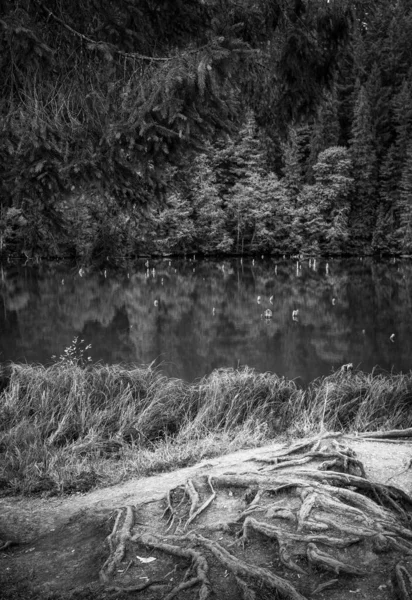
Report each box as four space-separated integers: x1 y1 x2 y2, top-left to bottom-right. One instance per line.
1 0 412 262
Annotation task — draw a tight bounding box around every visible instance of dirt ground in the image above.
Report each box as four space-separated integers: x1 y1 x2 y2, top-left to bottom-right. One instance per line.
1 432 412 600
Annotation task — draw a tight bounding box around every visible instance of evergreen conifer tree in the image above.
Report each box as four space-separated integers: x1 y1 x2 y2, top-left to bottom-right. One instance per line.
351 18 368 83
377 74 412 252
393 75 412 158
366 63 391 161
0 0 354 220
228 171 297 255
349 83 377 251
282 126 306 207
154 193 195 254
296 146 352 255
211 112 266 199
227 178 256 254
381 0 412 87
308 88 340 179
190 152 233 254
398 140 412 253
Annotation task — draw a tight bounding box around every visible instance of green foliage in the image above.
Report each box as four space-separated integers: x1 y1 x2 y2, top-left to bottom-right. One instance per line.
229 172 298 254
308 89 341 179
251 0 354 128
314 146 353 252
281 126 306 205
51 336 93 368
294 188 324 255
211 113 267 198
58 190 135 264
227 177 258 254
153 193 196 254
375 73 412 253
251 173 299 254
17 198 65 259
349 84 377 250
2 1 412 258
371 203 396 255
397 141 412 253
190 153 233 254
0 0 352 224
296 147 353 254
0 207 26 253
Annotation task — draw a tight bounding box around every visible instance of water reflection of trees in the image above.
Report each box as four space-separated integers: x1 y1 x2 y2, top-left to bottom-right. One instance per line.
1 259 412 381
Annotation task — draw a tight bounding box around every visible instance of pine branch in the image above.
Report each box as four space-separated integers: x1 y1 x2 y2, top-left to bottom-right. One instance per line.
33 0 211 62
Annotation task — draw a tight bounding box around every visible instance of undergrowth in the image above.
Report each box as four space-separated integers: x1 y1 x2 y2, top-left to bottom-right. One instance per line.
0 362 411 496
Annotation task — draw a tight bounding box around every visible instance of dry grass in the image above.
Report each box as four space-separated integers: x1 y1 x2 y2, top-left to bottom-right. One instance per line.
300 368 412 433
1 362 411 496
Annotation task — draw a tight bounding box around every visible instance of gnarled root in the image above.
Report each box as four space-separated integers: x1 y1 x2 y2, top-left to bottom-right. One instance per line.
185 476 216 530
100 506 134 583
99 433 412 599
191 533 308 600
393 561 412 599
133 531 212 600
306 542 366 576
251 435 365 477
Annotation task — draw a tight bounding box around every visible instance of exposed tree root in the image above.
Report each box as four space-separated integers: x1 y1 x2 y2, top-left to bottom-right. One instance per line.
252 437 365 478
310 578 339 595
161 488 180 533
100 506 134 583
235 575 258 600
0 539 13 551
99 434 412 599
185 479 201 525
191 533 308 600
184 476 216 530
306 542 366 576
265 432 344 460
393 561 412 599
133 531 211 600
357 428 412 439
106 580 166 594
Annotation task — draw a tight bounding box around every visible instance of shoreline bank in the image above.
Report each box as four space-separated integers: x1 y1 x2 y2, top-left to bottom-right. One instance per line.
1 363 411 496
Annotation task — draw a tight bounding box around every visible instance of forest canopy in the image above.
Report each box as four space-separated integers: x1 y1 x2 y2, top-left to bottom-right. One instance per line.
1 1 412 260
0 0 353 200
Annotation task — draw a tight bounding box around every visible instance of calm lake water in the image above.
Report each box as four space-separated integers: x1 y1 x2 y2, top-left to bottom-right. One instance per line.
0 257 411 383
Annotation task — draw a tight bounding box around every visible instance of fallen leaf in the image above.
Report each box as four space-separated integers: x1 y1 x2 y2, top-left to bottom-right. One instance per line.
136 555 156 563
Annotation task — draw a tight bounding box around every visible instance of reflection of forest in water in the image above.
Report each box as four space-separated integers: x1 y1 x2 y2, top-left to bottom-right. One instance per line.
0 258 411 382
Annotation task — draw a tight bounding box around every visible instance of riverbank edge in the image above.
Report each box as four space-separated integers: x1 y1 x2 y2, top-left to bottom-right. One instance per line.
1 362 412 497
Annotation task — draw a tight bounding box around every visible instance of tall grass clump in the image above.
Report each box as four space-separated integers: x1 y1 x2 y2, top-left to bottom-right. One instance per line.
0 363 299 495
299 369 412 434
1 362 412 496
183 367 302 437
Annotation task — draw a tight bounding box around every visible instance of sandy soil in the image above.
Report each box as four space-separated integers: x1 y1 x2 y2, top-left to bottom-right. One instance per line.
1 433 411 599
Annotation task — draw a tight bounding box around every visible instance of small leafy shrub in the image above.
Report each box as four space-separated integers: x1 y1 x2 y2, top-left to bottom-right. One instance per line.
0 207 27 254
52 337 92 367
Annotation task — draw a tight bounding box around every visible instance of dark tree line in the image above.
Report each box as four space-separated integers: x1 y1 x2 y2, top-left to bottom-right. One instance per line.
1 1 412 261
